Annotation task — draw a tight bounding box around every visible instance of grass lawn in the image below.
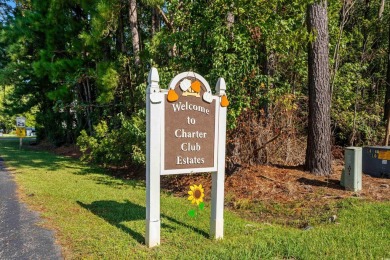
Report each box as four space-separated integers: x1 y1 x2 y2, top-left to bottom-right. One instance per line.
0 138 389 259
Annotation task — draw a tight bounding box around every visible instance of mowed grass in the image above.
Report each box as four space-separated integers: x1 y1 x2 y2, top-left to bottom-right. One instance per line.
0 138 389 259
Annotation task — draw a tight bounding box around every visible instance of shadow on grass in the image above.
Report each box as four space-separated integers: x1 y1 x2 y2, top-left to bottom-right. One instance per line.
77 200 209 244
91 175 142 189
77 200 145 243
0 138 76 171
2 138 209 239
0 138 144 190
161 214 209 238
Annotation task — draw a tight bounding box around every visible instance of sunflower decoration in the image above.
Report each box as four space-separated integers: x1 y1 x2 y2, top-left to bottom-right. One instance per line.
188 184 204 205
187 184 205 218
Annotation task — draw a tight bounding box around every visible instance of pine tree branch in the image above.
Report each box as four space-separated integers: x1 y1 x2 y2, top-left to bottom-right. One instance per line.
156 6 173 31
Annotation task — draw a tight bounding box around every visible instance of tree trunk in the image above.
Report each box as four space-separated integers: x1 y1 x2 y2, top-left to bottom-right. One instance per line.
82 80 92 135
151 7 159 36
117 7 126 53
384 22 390 145
331 0 355 98
361 0 370 59
385 116 390 146
129 0 140 66
379 0 385 19
156 5 177 57
305 0 332 176
226 5 234 40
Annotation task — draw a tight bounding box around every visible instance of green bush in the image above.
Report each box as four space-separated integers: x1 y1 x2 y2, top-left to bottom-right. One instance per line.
77 112 146 167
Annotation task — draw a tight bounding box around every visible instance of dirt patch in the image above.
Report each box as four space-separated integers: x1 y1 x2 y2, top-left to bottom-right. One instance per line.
28 141 82 160
52 144 82 159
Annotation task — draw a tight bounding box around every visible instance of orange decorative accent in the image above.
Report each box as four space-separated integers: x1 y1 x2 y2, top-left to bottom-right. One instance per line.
191 81 201 93
167 89 179 102
221 95 229 107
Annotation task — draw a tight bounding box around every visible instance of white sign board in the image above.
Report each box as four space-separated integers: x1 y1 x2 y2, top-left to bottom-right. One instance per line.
145 68 227 247
16 117 26 127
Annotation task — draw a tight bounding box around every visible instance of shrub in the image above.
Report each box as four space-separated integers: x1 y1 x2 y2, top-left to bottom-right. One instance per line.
77 112 146 168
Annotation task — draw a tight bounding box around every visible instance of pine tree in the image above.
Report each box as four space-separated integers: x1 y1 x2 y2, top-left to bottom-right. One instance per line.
305 0 332 176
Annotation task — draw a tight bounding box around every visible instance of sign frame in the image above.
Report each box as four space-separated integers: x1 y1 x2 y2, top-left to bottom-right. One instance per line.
145 68 227 247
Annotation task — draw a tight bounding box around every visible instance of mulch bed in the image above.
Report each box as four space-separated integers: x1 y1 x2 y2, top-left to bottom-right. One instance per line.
162 161 390 202
160 160 390 226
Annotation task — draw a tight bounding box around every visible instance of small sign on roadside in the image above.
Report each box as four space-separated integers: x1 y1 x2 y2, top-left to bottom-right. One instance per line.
15 116 27 149
16 127 26 138
16 117 26 127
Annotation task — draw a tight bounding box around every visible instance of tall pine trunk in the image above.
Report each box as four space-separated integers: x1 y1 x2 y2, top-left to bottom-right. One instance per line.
305 0 332 176
384 22 390 145
379 0 385 20
129 0 140 66
151 7 159 36
117 7 126 53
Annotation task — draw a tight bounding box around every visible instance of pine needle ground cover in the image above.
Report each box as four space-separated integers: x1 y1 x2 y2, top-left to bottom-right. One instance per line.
0 138 389 259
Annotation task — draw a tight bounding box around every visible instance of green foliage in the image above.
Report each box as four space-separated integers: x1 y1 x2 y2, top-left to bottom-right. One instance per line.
0 86 14 131
0 0 389 166
77 112 146 167
96 62 120 104
0 85 37 132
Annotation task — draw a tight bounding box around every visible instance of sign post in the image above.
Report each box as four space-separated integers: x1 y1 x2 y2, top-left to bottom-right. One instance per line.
146 68 228 247
15 117 26 149
211 78 227 239
146 68 163 247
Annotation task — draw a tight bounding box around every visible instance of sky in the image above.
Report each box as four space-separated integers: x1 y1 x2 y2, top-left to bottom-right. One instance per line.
6 1 15 8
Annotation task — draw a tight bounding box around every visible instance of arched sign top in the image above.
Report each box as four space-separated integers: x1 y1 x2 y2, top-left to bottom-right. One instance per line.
168 71 212 94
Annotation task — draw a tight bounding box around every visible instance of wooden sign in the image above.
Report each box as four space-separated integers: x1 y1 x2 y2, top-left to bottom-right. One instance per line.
145 69 227 247
163 74 218 174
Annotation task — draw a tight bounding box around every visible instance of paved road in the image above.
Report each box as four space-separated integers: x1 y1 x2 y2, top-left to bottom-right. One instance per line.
0 158 62 260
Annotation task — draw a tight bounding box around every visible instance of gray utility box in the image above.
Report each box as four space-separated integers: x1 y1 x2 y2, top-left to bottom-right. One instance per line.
342 147 362 192
362 146 390 178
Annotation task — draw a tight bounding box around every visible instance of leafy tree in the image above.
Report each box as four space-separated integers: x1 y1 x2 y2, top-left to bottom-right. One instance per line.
0 0 389 170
